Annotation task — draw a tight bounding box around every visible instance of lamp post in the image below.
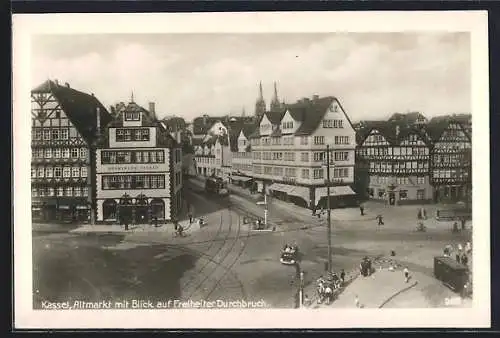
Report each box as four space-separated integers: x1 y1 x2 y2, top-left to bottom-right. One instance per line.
324 145 334 273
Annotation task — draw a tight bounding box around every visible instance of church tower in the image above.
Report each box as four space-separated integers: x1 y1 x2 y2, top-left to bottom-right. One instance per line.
254 81 266 120
270 81 282 111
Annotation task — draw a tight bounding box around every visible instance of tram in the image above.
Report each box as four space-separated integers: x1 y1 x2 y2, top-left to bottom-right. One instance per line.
205 176 229 197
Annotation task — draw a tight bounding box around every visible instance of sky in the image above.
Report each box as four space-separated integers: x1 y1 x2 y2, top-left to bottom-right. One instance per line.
31 33 471 122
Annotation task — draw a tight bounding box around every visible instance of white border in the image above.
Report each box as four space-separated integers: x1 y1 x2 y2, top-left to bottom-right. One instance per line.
13 11 490 329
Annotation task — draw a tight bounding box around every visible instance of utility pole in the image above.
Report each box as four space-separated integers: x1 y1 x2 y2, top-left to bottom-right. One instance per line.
326 144 332 273
264 190 268 227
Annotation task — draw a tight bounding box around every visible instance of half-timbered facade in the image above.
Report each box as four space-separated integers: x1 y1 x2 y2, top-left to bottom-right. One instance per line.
428 117 472 203
357 121 433 205
228 118 257 186
31 80 112 223
95 98 182 224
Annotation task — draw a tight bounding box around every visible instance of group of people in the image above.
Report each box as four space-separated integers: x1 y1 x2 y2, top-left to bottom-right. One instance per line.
316 270 346 305
282 243 298 253
359 257 373 277
452 218 468 233
443 242 472 267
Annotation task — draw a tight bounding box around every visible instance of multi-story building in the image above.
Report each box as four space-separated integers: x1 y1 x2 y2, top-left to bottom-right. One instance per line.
95 97 182 224
228 118 257 186
249 95 357 209
427 116 472 203
356 120 433 205
193 133 231 180
31 79 111 223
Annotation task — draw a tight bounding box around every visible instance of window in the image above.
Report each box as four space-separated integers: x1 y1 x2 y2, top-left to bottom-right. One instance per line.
273 167 283 176
417 176 425 185
51 129 60 140
399 190 408 200
72 167 80 177
79 148 87 159
322 119 344 128
300 137 309 145
417 189 425 200
64 187 72 197
264 166 272 175
334 151 349 161
54 167 62 178
301 152 309 162
61 129 68 140
74 187 81 197
125 111 140 121
333 168 349 178
83 187 89 197
46 187 54 196
334 136 349 145
81 167 87 177
63 167 71 178
57 187 64 196
102 175 165 190
313 152 324 162
37 167 45 178
43 129 50 140
39 188 46 197
34 129 42 140
31 168 36 178
314 136 325 145
45 167 53 178
31 188 38 197
313 169 324 179
54 148 61 158
71 148 78 158
285 168 297 177
301 169 309 179
62 148 70 158
44 148 52 158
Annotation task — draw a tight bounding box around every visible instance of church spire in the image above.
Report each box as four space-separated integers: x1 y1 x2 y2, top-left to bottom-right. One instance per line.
254 81 266 119
130 90 134 103
270 81 282 111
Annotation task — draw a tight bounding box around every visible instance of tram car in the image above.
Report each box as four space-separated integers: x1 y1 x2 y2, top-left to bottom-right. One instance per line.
205 176 229 197
280 244 299 265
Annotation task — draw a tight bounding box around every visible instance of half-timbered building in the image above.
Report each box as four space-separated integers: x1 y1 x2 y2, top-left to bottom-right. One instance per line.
31 80 112 223
95 97 182 224
357 121 433 205
427 117 472 203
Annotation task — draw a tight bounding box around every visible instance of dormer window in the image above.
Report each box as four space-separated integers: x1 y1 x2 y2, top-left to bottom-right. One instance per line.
125 112 140 121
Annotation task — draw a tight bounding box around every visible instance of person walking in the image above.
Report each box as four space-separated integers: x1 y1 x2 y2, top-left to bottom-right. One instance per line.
461 217 466 230
403 267 410 283
340 269 346 285
188 212 193 224
324 285 333 305
359 204 365 216
461 253 468 266
465 241 472 255
376 214 384 226
355 295 360 308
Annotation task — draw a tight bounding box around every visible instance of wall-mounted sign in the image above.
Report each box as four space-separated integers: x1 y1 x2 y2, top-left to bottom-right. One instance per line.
98 164 168 173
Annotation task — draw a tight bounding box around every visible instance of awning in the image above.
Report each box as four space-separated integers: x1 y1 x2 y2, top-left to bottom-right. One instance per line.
231 175 252 182
315 186 356 205
269 183 295 194
76 205 89 210
58 205 70 210
287 186 310 203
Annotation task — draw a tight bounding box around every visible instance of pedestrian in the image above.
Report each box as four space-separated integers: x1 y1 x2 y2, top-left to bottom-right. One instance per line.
188 212 193 224
452 222 459 233
324 285 333 305
376 214 384 226
456 253 461 263
340 269 346 285
461 217 466 230
458 243 463 253
355 295 360 308
403 266 409 283
359 204 365 216
317 282 325 304
461 253 468 266
465 241 472 255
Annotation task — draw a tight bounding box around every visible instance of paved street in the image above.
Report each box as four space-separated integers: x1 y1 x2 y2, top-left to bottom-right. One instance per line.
33 178 472 309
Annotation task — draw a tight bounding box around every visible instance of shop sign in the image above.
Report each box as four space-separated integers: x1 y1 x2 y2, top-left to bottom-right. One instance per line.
99 164 167 173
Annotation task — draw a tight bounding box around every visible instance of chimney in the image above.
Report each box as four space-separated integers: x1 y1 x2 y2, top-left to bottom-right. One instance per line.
65 82 70 88
54 79 59 86
96 107 101 131
395 125 400 137
149 102 156 119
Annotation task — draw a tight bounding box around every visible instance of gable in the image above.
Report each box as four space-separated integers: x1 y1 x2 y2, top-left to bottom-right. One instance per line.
259 114 272 136
362 129 389 146
400 131 426 146
280 110 299 134
238 129 247 141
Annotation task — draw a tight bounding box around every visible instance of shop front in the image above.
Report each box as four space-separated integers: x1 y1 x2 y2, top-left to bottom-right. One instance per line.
31 197 90 223
107 193 167 225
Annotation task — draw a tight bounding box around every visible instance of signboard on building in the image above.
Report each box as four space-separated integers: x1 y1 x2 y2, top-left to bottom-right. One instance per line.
98 164 169 173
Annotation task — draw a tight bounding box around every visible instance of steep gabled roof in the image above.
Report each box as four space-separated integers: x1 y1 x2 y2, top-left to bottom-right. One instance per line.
32 79 112 144
388 112 427 125
106 101 157 127
358 120 431 146
291 96 336 135
426 115 471 142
